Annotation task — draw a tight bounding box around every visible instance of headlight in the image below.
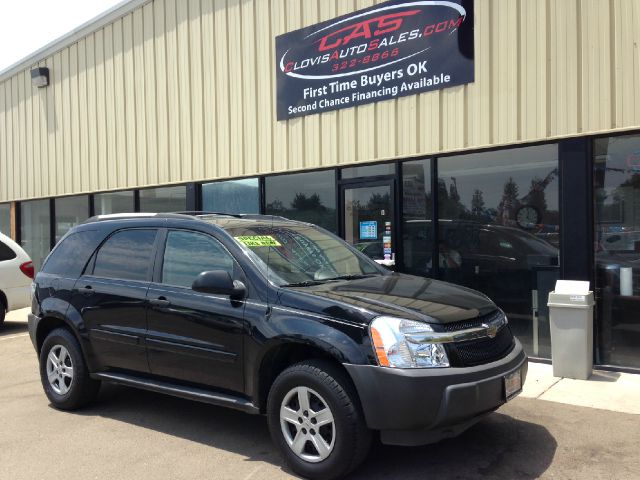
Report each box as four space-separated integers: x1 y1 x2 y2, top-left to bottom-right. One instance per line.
370 316 449 368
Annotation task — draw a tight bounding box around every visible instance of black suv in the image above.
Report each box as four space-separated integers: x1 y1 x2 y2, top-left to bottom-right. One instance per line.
28 213 527 480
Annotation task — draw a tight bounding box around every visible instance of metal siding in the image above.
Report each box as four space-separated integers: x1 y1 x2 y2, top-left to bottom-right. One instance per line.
0 81 5 200
2 0 640 202
77 41 90 194
214 0 231 179
189 0 205 181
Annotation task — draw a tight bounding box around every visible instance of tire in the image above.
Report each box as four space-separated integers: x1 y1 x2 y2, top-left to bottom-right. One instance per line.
267 359 372 480
0 301 5 326
39 327 101 410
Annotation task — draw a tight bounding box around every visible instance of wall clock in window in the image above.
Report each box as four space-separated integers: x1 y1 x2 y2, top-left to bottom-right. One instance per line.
516 205 541 228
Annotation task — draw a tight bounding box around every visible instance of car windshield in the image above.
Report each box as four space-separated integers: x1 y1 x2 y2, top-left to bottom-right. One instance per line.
224 222 383 286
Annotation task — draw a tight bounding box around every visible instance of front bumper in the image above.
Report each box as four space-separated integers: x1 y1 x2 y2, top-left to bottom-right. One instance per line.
344 339 527 446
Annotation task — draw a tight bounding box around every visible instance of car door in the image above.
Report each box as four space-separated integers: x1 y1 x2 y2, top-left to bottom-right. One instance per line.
145 229 245 393
71 228 159 373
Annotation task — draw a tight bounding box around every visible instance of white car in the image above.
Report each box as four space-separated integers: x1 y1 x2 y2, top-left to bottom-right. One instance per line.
0 232 33 325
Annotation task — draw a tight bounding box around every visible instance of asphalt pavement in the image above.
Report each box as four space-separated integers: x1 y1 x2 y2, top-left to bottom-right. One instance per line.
1 314 639 480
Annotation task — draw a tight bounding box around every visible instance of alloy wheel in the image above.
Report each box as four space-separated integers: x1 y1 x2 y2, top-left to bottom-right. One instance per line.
46 345 74 395
279 386 336 463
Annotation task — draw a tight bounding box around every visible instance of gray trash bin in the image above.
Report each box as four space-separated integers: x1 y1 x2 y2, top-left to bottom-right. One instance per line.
547 288 594 380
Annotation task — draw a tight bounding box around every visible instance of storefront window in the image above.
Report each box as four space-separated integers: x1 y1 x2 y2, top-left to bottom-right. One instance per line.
139 186 186 213
55 195 89 242
202 178 260 214
594 135 640 368
94 190 135 215
265 170 337 233
437 145 560 358
402 159 432 275
0 203 10 235
20 199 51 272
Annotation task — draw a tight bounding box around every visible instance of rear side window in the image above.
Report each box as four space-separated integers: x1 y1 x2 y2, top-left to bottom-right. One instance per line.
162 230 235 288
0 241 17 261
41 230 103 276
93 229 157 281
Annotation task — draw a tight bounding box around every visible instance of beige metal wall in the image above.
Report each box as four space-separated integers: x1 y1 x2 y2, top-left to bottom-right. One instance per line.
1 0 640 203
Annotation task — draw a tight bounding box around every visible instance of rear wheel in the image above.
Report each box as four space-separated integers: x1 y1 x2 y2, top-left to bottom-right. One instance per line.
0 303 5 325
39 328 100 410
267 360 371 480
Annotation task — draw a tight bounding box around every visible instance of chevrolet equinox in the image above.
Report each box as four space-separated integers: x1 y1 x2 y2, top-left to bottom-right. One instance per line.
29 213 527 479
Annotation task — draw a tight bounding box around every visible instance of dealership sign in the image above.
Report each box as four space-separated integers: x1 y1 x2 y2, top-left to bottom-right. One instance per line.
275 0 474 120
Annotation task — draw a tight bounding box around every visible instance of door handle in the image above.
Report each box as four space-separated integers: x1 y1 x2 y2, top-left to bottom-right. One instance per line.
78 285 94 295
149 297 170 308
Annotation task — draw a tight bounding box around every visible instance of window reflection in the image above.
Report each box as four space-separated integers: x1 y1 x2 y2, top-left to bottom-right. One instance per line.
55 195 89 242
265 170 337 233
0 203 10 234
140 186 186 213
436 145 560 358
94 191 135 215
20 199 51 272
594 135 640 368
402 159 432 275
202 178 260 214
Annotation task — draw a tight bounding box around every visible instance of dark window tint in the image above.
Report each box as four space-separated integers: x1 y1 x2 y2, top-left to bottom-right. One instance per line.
162 230 235 288
437 144 560 360
594 135 640 368
139 186 186 212
265 170 337 233
41 230 103 276
55 195 89 243
94 190 135 215
0 203 10 234
0 241 16 261
93 229 157 281
402 159 433 275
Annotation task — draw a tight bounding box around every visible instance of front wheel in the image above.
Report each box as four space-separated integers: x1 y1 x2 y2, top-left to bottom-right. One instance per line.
267 360 372 480
39 328 101 410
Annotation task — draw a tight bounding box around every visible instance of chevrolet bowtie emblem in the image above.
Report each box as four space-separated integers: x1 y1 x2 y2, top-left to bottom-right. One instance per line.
482 323 498 339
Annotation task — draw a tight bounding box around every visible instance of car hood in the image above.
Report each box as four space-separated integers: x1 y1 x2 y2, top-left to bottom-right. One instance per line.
278 273 497 325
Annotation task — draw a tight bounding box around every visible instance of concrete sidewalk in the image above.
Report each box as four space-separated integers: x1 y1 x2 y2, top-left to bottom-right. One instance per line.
521 360 640 415
5 307 640 415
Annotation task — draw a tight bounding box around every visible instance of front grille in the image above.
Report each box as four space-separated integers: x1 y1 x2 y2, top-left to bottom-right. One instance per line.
441 310 515 367
449 325 515 367
440 309 503 333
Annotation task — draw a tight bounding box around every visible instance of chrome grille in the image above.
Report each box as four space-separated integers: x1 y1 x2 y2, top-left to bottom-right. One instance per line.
442 310 516 367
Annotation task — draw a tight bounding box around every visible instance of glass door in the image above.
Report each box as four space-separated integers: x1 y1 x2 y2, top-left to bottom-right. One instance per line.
341 181 395 267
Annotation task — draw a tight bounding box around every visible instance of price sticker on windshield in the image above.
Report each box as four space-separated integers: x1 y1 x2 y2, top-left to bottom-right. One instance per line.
235 235 282 247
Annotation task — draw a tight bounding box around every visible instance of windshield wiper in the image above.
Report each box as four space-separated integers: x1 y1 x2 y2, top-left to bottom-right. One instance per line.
324 274 378 281
282 280 327 287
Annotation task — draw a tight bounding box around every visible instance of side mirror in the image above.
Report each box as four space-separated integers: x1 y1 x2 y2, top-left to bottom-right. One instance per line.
192 270 246 300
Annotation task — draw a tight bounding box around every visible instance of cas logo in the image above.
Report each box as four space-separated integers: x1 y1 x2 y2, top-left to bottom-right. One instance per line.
278 1 467 80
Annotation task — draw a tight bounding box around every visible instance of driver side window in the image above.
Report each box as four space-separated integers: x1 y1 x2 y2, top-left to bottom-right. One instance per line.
162 230 235 288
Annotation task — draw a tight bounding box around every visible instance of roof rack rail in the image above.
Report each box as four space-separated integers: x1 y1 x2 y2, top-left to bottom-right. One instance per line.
175 212 290 221
236 214 289 221
171 211 243 217
82 212 292 225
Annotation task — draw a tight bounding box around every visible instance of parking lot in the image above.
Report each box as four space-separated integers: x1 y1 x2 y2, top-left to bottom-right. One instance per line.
2 315 639 480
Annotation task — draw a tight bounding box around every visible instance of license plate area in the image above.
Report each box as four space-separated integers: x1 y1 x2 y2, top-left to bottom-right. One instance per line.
504 370 522 400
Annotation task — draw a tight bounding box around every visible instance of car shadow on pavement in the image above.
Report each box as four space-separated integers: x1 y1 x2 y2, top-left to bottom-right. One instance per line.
352 411 557 480
0 320 29 337
69 384 557 479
